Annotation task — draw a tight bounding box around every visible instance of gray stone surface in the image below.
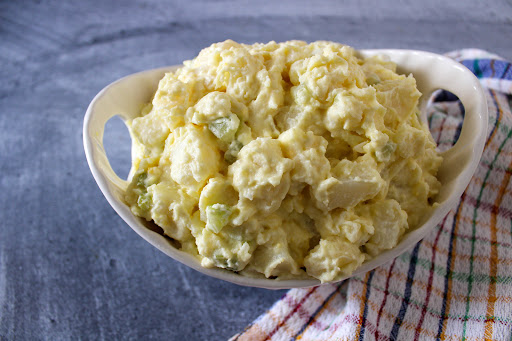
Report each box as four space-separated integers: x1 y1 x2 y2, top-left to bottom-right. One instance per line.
1 0 511 340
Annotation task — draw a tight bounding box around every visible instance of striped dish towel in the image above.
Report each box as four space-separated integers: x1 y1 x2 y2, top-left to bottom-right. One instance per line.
231 50 512 341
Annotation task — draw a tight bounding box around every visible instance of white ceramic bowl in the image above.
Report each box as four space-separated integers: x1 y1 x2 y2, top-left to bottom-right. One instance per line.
83 49 488 289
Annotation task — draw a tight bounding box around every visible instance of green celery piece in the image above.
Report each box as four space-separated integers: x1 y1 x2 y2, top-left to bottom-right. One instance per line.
137 192 152 211
136 172 147 187
208 116 239 142
206 204 232 234
224 140 243 164
376 142 397 162
214 254 226 261
225 255 239 271
213 253 239 271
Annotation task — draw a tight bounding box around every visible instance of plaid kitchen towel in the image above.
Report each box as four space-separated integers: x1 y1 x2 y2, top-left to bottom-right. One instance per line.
231 50 512 341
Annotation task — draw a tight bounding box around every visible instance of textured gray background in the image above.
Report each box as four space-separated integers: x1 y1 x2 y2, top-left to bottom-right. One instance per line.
1 0 511 340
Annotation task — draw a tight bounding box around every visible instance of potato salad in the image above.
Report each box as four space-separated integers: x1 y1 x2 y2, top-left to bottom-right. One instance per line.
125 40 442 283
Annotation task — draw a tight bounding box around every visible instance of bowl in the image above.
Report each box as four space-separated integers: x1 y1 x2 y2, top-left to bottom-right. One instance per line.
83 49 488 289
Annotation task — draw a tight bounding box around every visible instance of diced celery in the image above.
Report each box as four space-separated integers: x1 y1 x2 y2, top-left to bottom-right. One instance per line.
137 192 152 211
136 172 147 187
224 140 243 164
213 253 239 271
208 115 240 142
214 254 226 261
205 203 232 234
225 255 239 271
376 142 397 162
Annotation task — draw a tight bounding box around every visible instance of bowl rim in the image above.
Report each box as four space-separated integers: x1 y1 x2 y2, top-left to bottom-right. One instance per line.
83 48 488 289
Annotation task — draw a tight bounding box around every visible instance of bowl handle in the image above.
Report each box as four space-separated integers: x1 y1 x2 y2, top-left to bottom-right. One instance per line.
403 52 488 202
83 97 131 202
361 51 488 189
365 49 488 203
84 67 181 213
